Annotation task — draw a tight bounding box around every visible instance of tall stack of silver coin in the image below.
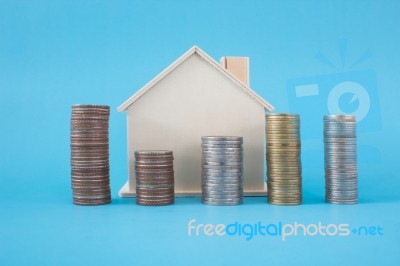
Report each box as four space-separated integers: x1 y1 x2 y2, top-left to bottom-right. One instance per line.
266 114 302 205
70 104 111 205
201 136 243 205
134 150 175 206
324 115 358 204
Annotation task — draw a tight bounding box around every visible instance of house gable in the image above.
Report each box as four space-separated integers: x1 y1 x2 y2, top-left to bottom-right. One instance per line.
118 46 274 112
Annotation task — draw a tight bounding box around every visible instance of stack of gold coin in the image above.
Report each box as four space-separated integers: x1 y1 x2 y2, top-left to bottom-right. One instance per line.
265 114 302 205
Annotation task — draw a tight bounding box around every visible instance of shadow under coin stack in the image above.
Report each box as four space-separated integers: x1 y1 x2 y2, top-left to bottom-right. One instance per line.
70 104 111 205
134 150 175 206
266 114 302 205
324 115 358 204
201 136 243 206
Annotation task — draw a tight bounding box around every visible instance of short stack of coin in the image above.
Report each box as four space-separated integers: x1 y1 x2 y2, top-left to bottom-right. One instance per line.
70 104 111 205
324 115 358 204
134 150 175 206
201 136 243 206
265 114 302 205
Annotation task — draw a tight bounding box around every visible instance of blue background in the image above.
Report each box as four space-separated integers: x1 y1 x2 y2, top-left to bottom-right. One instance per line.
1 0 399 265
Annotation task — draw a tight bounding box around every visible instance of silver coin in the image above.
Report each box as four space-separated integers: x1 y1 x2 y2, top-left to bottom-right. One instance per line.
202 185 242 191
202 169 242 174
201 199 242 206
201 136 243 204
324 115 358 204
202 136 242 141
202 173 242 178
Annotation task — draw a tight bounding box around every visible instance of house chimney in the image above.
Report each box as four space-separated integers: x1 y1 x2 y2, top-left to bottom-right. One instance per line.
220 56 249 86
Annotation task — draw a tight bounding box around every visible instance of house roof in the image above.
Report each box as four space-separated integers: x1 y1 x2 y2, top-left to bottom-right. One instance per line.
118 46 275 112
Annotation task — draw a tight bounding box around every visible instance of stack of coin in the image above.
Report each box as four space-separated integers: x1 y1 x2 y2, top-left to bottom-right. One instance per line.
134 150 175 206
324 115 357 204
70 104 111 205
201 136 243 206
265 114 302 205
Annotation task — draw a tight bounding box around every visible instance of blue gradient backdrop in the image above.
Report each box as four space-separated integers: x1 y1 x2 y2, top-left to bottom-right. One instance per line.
1 1 399 265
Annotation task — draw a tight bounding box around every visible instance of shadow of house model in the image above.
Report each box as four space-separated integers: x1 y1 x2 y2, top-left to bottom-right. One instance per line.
118 46 275 197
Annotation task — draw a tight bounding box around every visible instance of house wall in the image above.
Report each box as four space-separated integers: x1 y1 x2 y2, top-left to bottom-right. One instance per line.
126 53 266 195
